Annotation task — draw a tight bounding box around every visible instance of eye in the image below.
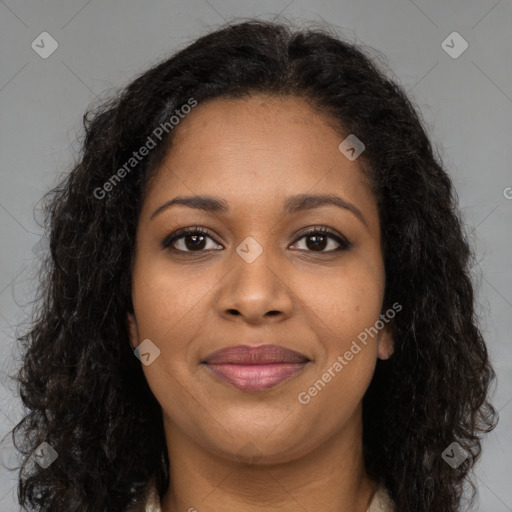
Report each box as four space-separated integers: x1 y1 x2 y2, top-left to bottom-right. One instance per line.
161 227 223 252
290 226 352 253
161 226 352 254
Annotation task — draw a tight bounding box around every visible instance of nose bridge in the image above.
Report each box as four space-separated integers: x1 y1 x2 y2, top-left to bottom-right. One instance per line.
236 237 278 288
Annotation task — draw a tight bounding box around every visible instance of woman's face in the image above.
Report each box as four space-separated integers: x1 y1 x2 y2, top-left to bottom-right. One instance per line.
128 94 394 464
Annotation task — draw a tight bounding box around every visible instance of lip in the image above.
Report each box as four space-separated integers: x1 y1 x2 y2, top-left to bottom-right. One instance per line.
202 344 310 391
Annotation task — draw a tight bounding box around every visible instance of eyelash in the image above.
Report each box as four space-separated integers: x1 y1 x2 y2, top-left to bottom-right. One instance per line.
161 226 352 254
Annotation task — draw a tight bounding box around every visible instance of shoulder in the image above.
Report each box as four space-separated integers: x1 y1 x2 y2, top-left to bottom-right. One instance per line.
124 476 162 512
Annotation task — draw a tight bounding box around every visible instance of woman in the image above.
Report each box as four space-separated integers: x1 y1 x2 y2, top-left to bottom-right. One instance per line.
11 19 497 512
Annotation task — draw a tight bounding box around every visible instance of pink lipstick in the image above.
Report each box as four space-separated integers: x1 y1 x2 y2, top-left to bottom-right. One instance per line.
202 344 310 391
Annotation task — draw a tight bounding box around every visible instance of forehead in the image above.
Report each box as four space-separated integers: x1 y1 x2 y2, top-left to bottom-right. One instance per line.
169 94 344 164
143 94 377 225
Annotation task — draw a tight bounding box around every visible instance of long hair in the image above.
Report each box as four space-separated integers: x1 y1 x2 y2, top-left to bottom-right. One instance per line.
9 19 497 511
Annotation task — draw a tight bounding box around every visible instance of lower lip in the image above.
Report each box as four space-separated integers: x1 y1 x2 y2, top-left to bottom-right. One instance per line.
203 362 308 391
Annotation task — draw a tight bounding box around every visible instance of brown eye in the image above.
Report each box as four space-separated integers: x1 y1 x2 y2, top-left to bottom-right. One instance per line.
162 228 223 252
181 233 207 251
290 227 351 253
305 233 330 251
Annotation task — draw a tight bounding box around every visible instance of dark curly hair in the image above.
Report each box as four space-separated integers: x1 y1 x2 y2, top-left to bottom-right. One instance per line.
8 19 497 512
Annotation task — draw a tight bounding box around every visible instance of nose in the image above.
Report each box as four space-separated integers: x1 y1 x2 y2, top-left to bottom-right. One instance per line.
215 247 294 324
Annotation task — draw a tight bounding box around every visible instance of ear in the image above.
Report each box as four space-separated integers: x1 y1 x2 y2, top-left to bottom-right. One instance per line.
377 324 394 360
127 312 139 350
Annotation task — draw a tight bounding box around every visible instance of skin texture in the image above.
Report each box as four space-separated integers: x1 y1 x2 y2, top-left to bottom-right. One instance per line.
127 94 394 512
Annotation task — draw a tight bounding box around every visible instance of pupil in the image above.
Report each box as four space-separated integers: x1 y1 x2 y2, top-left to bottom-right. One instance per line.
186 234 206 250
307 234 326 251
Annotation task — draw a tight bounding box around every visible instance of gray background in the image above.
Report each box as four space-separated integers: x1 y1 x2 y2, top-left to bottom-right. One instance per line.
0 0 511 510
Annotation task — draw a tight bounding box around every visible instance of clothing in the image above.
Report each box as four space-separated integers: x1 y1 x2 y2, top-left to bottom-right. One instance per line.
133 477 395 512
367 484 395 512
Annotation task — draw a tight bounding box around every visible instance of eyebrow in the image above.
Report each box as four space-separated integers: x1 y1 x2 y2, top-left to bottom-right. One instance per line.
150 193 367 226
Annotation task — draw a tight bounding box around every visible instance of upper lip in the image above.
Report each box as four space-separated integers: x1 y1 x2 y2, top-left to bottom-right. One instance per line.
203 344 310 365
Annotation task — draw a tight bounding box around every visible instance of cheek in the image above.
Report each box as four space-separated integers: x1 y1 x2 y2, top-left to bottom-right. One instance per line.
130 261 209 419
293 256 385 344
291 255 384 405
131 257 216 341
297 351 376 436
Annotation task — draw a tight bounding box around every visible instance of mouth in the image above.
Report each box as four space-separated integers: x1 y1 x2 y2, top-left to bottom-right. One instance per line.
201 344 310 391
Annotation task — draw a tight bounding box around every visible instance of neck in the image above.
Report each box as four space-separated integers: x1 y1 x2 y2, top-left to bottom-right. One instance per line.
160 405 377 512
